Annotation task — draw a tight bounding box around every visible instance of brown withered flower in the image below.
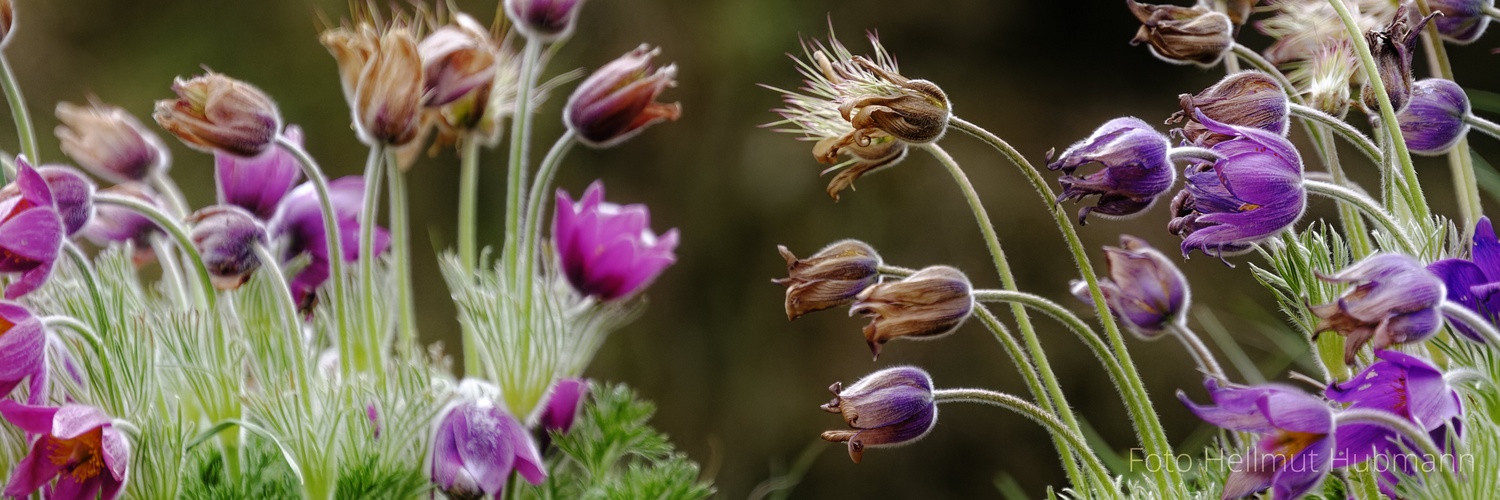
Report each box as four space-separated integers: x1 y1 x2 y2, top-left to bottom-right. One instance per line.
321 22 426 147
1360 5 1437 115
153 72 282 157
1167 71 1289 147
0 0 14 48
418 13 497 110
1127 0 1234 67
56 99 172 184
773 240 882 320
850 265 973 360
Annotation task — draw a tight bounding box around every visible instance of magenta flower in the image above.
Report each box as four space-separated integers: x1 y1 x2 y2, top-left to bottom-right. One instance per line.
1168 110 1305 260
1179 380 1334 499
188 205 268 290
82 183 162 266
1074 235 1188 339
564 45 681 148
1046 117 1175 224
1429 216 1500 342
539 378 588 435
504 0 585 42
0 165 94 237
1326 350 1463 496
1311 253 1445 364
429 381 547 498
0 401 131 500
269 176 389 311
553 181 679 301
215 124 304 219
1399 79 1471 156
820 366 937 464
0 301 47 405
0 160 65 300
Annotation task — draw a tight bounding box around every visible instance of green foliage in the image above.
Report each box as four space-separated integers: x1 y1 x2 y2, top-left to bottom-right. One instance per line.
180 438 300 500
333 452 434 500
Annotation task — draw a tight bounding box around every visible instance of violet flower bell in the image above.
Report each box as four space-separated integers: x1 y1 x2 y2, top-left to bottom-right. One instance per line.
1428 0 1493 44
83 183 162 266
850 265 973 359
1428 216 1500 343
1168 110 1306 260
773 240 882 320
1073 235 1188 339
0 165 94 236
0 301 47 404
1167 71 1290 147
539 377 589 434
820 366 937 464
0 160 64 300
0 401 131 500
1398 79 1472 156
215 124 303 219
1326 350 1463 496
1045 117 1175 224
1311 253 1445 365
269 176 390 312
552 181 679 301
188 205 268 290
430 380 547 498
153 72 282 157
504 0 585 43
565 44 682 148
55 100 172 184
1179 380 1335 499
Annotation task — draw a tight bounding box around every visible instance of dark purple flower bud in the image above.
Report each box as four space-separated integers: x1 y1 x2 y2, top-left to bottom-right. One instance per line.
553 181 678 301
1361 6 1438 114
1 165 94 236
1046 117 1175 223
0 160 64 300
565 44 682 148
1073 235 1189 339
430 380 546 498
1398 79 1471 156
215 124 303 220
188 205 267 291
539 378 588 435
0 301 47 405
1127 0 1234 67
1326 350 1463 496
83 183 162 266
269 176 389 312
153 72 282 157
1428 0 1493 44
1168 71 1290 147
55 100 171 184
850 266 973 359
819 366 936 464
504 0 585 43
1169 110 1305 260
773 240 882 320
1311 253 1445 364
0 401 131 500
418 14 498 108
1429 216 1500 343
1179 380 1334 499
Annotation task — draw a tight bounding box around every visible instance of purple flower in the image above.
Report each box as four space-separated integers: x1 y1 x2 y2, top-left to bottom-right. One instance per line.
1311 253 1445 364
1398 79 1471 156
820 366 937 464
188 205 268 290
1326 350 1463 496
1046 117 1175 224
215 124 304 219
0 301 47 405
539 377 588 434
851 266 974 359
1168 110 1305 260
429 381 547 498
269 176 389 311
0 165 94 237
153 72 282 157
1428 0 1492 44
0 160 64 299
418 14 498 108
553 181 679 301
82 183 162 266
55 100 171 184
1073 235 1188 339
504 0 585 43
1428 216 1500 343
0 402 131 500
1179 380 1334 499
565 45 681 148
1168 71 1290 147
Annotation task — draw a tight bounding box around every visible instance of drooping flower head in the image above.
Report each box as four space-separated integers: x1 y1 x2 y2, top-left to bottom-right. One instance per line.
0 402 131 500
552 181 679 301
0 159 64 299
504 0 585 42
82 183 162 266
429 380 547 498
1045 117 1175 223
215 124 303 220
418 13 498 109
1179 380 1335 499
1398 78 1471 156
1 165 94 236
188 205 268 291
1361 5 1437 114
1311 253 1445 364
820 366 937 464
1073 235 1189 339
321 20 426 147
1167 71 1290 147
269 176 390 312
1168 110 1306 260
153 72 282 157
773 239 882 320
539 377 588 435
55 99 172 184
1428 0 1493 43
565 44 682 149
1326 350 1463 496
851 265 973 359
0 301 47 404
1427 216 1500 343
1127 0 1234 67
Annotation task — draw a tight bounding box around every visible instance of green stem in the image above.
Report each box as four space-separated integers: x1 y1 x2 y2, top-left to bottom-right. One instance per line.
358 145 384 372
151 172 192 218
1231 43 1298 96
276 135 353 377
253 243 311 409
503 41 545 287
970 289 1129 389
933 388 1117 498
1307 124 1375 258
1289 104 1383 162
1440 301 1500 346
149 235 190 309
458 133 481 274
1465 114 1500 141
387 150 416 355
61 242 109 337
1415 0 1483 232
520 131 577 308
0 55 37 172
1336 409 1461 493
1303 179 1418 254
1165 323 1227 382
94 192 215 310
40 316 108 370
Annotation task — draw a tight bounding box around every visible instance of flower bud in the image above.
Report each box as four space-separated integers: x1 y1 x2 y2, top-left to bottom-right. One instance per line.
1428 0 1493 44
820 366 937 464
539 378 588 435
153 73 282 157
188 205 268 290
418 14 498 108
553 181 678 300
321 24 425 146
0 160 63 300
565 44 681 148
1046 117 1175 223
216 124 303 219
834 57 950 147
1361 6 1437 114
1398 79 1471 156
504 0 585 43
56 100 171 184
850 266 973 359
1127 0 1234 67
773 240 882 320
84 183 163 266
1168 71 1290 147
1074 235 1189 339
1311 253 1445 364
1169 110 1305 260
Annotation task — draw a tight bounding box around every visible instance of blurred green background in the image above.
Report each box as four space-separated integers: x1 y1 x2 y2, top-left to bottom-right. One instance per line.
15 0 1500 497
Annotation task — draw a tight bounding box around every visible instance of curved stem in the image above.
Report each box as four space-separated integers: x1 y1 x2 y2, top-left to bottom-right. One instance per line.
1289 104 1383 162
1336 409 1461 492
1487 4 1500 18
61 242 108 337
276 135 352 376
1303 179 1417 254
94 192 214 310
358 145 385 372
1413 0 1483 232
0 55 37 174
1307 124 1374 258
1445 367 1492 388
387 150 415 355
149 235 190 309
1166 146 1221 163
520 131 578 310
933 388 1117 498
252 243 310 406
40 316 107 365
151 172 192 219
971 289 1128 383
503 41 545 286
1166 323 1227 382
1440 301 1500 346
876 263 917 277
1231 43 1299 97
458 133 481 274
1465 114 1500 141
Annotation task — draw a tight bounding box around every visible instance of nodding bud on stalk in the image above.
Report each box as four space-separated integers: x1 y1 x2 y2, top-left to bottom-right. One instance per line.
565 44 682 148
418 14 497 109
56 100 172 184
1046 117 1175 224
1398 79 1471 156
832 57 950 148
820 366 937 464
504 0 586 43
188 205 267 291
773 240 882 320
1168 72 1290 147
1074 235 1190 340
153 73 282 157
850 266 973 359
1311 253 1445 365
1361 6 1437 114
320 23 426 147
1428 0 1493 44
1127 0 1233 67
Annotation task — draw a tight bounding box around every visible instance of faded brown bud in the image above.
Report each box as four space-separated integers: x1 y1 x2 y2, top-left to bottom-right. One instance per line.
836 57 950 146
850 266 973 359
1361 6 1437 114
419 13 498 119
1225 0 1258 27
1127 0 1233 67
1167 71 1289 146
772 240 882 320
153 73 282 157
813 134 908 201
56 99 172 183
320 23 426 146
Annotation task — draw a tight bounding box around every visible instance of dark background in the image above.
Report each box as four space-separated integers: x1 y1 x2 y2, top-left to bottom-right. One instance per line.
16 0 1500 497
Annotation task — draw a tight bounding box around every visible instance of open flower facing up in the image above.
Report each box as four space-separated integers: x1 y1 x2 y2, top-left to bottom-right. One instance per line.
1311 253 1445 364
1326 350 1463 496
1427 216 1500 343
321 21 426 147
1126 0 1233 67
1168 110 1305 260
553 181 679 301
504 0 585 42
1 165 94 236
1179 380 1334 499
55 100 171 184
565 44 681 149
539 378 589 434
1361 5 1437 114
188 205 267 290
1045 117 1175 223
1074 235 1188 339
215 124 303 219
153 72 282 157
0 402 131 500
820 366 937 464
429 380 547 499
1398 78 1471 156
773 239 882 320
269 176 389 311
851 265 973 359
1167 71 1290 147
83 183 162 266
1428 0 1493 43
0 160 64 300
0 301 47 404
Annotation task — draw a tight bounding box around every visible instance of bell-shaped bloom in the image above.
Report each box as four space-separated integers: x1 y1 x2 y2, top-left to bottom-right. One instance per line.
1073 235 1189 339
1326 350 1463 496
418 14 498 108
1311 253 1445 364
773 240 882 320
552 181 679 301
1399 79 1471 156
539 377 588 434
1179 380 1334 499
850 265 973 359
1046 117 1175 223
0 160 64 300
269 176 389 312
83 183 162 266
0 165 94 236
0 301 46 404
0 402 131 500
55 100 171 184
1427 216 1500 343
1168 71 1290 147
320 23 425 147
820 366 937 464
1127 0 1233 67
215 124 304 219
429 380 546 498
188 205 268 290
565 44 682 148
504 0 585 42
1361 6 1437 113
1428 0 1493 44
153 72 282 157
1168 110 1305 260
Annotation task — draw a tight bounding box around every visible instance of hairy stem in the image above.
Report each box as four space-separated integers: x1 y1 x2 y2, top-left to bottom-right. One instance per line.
387 150 416 356
0 55 37 175
1303 179 1417 254
503 41 545 288
95 192 215 310
277 135 353 376
253 243 311 408
933 388 1117 498
1440 301 1500 346
1415 0 1483 233
359 145 385 373
1289 104 1382 162
520 131 578 311
1166 323 1227 382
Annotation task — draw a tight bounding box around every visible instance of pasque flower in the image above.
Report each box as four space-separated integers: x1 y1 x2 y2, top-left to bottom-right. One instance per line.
820 366 937 464
851 265 973 359
1428 0 1493 44
269 176 389 311
1326 350 1463 496
1361 6 1437 113
215 124 303 219
553 181 679 301
1167 71 1290 147
0 301 47 405
565 44 682 148
430 380 547 498
1427 216 1500 343
504 0 585 42
1127 0 1234 67
188 205 267 290
55 100 172 184
1074 235 1188 339
773 240 882 320
1311 253 1445 364
153 72 283 157
539 377 588 434
1 165 94 236
1398 78 1471 156
0 401 131 500
1179 380 1334 499
1168 110 1306 260
1046 117 1175 223
418 13 498 109
321 22 425 146
83 183 162 266
0 160 64 300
